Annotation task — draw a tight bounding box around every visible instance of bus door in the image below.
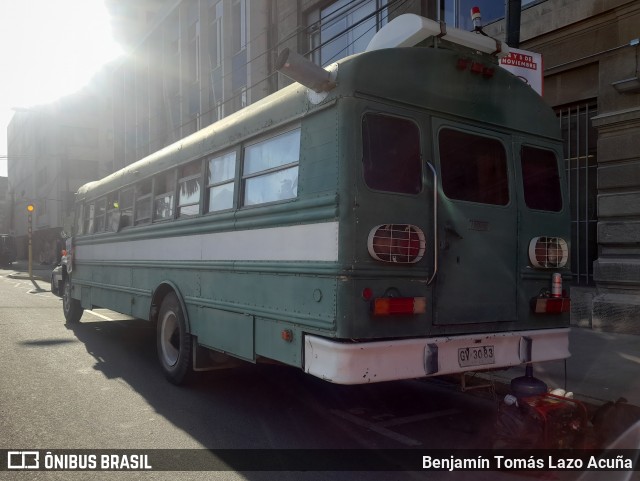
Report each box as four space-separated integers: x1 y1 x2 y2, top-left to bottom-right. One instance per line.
431 121 518 325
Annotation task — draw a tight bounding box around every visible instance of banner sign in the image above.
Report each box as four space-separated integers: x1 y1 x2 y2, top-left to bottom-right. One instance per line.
500 47 544 96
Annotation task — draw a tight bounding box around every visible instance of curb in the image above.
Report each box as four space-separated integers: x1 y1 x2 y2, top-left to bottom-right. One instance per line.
7 273 49 283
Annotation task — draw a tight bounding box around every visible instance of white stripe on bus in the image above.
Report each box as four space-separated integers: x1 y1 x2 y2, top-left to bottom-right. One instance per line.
76 221 339 263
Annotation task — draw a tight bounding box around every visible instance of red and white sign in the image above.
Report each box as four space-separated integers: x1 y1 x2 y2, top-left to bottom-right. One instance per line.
499 47 543 96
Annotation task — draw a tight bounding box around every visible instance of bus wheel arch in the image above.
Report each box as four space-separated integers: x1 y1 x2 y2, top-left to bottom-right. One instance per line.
149 282 190 328
152 283 195 385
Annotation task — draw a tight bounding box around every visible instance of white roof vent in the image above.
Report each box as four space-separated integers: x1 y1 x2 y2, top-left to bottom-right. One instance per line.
366 14 509 58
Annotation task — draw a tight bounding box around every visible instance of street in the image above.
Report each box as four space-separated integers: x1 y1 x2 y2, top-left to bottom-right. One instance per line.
0 268 590 481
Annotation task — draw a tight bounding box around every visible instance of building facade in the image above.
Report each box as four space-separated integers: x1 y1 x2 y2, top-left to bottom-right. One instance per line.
6 77 114 262
110 0 436 167
485 0 640 332
0 177 8 233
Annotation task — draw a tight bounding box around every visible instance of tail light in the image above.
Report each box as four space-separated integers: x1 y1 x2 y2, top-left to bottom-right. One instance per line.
528 237 568 268
373 297 427 316
367 224 425 264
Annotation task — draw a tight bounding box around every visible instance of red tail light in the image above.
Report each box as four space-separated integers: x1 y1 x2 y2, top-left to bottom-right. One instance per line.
373 297 427 316
532 297 571 314
367 224 425 264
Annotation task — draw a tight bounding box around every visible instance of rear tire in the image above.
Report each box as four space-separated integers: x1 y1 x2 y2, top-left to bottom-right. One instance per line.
156 292 194 385
63 280 83 323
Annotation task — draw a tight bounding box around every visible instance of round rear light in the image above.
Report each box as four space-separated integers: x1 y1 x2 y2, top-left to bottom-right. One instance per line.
529 237 568 268
367 224 426 264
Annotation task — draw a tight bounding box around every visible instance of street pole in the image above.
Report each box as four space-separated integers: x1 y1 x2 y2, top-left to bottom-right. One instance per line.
505 0 521 48
27 204 34 278
25 203 44 292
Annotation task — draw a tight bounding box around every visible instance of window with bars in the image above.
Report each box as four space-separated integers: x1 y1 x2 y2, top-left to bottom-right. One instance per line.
556 103 598 286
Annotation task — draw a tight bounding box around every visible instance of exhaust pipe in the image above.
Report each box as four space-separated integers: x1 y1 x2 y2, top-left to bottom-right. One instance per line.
275 48 336 93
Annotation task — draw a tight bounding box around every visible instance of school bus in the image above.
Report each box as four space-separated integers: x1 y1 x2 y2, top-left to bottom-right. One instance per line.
61 14 571 385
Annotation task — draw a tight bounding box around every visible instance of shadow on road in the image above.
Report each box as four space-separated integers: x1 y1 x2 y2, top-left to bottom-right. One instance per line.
62 316 507 479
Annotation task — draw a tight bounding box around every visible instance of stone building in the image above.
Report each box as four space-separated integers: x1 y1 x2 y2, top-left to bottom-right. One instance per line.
485 0 640 331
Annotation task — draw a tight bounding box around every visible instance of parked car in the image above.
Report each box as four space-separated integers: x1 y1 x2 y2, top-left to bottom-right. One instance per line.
51 247 68 297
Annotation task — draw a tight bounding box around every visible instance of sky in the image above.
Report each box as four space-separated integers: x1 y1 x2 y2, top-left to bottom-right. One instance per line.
0 0 122 177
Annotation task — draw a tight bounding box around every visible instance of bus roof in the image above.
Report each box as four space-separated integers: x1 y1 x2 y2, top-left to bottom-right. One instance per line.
77 44 559 202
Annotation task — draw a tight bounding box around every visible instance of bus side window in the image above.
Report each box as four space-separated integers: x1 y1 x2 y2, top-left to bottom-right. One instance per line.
243 128 300 206
75 204 84 236
106 192 120 232
207 151 236 212
154 170 176 221
178 161 202 217
94 198 107 232
84 203 95 235
362 113 421 195
135 179 153 225
120 188 134 228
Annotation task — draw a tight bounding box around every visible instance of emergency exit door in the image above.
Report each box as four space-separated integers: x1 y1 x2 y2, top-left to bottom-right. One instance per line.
432 121 518 325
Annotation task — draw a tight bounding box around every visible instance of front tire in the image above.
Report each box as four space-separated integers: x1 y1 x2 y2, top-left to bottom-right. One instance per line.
63 280 83 323
157 292 194 385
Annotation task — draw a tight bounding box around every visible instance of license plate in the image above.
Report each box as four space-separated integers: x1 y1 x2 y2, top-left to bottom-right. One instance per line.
458 345 495 368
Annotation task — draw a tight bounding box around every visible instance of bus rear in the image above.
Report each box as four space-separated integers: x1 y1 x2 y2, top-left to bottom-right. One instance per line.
300 25 571 384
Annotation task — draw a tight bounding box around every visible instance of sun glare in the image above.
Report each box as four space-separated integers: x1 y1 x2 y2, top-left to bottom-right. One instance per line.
0 0 122 172
1 0 122 107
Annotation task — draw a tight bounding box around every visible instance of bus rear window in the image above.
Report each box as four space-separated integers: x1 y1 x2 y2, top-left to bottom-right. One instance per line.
362 113 421 194
439 129 509 205
521 146 563 212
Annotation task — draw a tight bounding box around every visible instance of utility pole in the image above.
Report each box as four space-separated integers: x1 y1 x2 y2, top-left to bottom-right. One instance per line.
505 0 521 48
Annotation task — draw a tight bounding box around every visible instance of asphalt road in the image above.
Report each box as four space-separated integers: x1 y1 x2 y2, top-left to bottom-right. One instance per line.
0 268 590 481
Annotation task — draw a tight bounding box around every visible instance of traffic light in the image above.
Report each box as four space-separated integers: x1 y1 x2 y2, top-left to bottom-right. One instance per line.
27 204 34 236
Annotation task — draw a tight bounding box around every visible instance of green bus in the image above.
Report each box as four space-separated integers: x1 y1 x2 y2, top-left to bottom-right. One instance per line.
61 15 571 386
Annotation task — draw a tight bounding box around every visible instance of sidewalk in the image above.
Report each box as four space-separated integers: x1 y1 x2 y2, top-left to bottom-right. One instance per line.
489 327 640 407
6 259 54 283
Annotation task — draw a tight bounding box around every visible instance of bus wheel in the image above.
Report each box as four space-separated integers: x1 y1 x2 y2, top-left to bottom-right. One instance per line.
157 292 193 385
63 280 84 324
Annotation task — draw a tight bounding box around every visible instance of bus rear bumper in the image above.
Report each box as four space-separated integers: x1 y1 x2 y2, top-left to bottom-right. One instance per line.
303 328 570 385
